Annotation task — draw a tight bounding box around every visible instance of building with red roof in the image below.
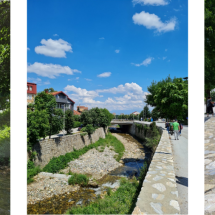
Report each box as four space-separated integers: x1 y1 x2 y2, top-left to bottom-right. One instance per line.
27 82 37 104
49 91 75 112
77 106 88 113
73 110 81 115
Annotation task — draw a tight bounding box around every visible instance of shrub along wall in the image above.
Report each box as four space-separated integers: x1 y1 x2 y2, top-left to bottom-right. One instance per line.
29 127 108 168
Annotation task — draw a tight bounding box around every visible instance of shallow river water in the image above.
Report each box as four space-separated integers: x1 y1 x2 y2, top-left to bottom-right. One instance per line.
27 130 152 214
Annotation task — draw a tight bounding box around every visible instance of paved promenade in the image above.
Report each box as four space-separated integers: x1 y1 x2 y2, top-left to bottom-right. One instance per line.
205 117 215 214
131 121 188 214
132 130 181 214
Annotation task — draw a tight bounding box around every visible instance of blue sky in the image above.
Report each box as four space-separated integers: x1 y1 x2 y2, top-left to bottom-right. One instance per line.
27 0 188 114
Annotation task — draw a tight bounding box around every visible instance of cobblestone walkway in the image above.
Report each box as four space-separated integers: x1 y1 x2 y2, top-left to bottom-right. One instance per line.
132 130 180 214
205 117 215 215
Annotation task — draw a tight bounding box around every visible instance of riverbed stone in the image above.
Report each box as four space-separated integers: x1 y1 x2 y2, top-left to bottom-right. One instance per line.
205 159 212 165
206 161 215 170
205 194 215 213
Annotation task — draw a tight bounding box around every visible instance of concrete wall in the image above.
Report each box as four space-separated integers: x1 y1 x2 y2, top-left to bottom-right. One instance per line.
30 127 107 168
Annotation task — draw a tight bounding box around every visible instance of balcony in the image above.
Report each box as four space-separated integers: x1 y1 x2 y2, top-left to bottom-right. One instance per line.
56 97 67 103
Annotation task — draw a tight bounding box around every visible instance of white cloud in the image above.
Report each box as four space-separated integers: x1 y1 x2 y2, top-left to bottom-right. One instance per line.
65 82 148 111
132 11 176 33
165 49 167 51
53 34 59 36
27 77 42 84
132 57 153 67
27 47 30 51
99 37 105 39
97 72 111 78
27 77 50 85
27 62 81 79
68 77 79 81
35 38 72 58
163 56 167 60
132 0 168 6
43 80 51 85
115 49 120 53
85 78 92 81
97 82 144 95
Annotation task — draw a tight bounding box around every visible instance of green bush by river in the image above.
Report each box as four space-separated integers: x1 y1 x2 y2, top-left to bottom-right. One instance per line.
66 163 148 214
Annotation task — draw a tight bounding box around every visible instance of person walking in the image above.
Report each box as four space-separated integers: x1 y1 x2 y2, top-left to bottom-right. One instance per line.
173 120 180 140
165 121 170 134
178 120 183 136
207 96 214 117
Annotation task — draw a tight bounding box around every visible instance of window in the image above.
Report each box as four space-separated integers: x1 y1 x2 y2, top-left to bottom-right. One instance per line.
28 94 32 99
27 86 28 90
30 86 32 91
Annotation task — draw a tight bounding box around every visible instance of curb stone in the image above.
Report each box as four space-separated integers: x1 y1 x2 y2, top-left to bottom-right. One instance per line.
132 130 181 214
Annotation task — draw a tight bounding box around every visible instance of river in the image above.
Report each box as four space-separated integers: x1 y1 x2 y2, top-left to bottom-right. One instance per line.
27 126 153 214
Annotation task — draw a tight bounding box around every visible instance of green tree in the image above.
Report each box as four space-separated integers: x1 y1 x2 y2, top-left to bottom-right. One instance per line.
80 110 93 126
73 114 81 122
140 105 151 119
101 108 114 125
43 88 56 93
65 109 74 134
49 108 64 138
0 1 10 109
151 107 160 120
205 0 215 97
34 92 63 138
146 76 188 119
27 109 49 150
211 90 215 101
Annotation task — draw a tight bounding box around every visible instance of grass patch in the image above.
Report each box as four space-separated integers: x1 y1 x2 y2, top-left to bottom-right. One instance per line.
27 132 124 183
65 165 149 215
27 160 42 184
68 172 89 186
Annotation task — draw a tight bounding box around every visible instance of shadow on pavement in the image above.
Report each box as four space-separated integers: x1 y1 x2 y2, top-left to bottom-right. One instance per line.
176 176 188 187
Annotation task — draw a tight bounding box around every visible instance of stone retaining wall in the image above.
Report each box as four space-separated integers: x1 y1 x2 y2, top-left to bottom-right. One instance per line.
30 127 107 168
132 125 181 214
128 122 162 140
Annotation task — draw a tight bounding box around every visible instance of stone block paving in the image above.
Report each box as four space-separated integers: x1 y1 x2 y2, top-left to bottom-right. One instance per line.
132 130 180 214
205 117 215 215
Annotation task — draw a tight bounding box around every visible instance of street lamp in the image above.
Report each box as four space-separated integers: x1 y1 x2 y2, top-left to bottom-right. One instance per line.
183 77 188 80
